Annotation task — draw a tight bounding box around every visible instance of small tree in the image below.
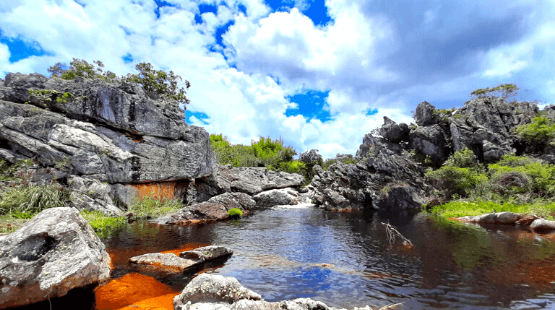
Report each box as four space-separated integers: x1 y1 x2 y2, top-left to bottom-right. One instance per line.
470 83 519 100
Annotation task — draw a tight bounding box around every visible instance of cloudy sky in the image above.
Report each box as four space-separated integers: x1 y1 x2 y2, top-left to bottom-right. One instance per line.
1 0 554 159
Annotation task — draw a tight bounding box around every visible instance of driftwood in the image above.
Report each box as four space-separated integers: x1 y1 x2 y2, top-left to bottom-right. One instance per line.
381 222 413 247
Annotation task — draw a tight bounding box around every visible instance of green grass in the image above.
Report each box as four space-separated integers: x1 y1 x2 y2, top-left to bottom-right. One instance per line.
425 199 555 220
127 196 184 219
80 210 127 239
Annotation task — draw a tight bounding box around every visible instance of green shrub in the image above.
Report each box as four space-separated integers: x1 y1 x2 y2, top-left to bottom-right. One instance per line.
470 83 519 100
488 159 555 198
228 208 243 218
425 148 487 198
277 160 305 174
515 116 555 147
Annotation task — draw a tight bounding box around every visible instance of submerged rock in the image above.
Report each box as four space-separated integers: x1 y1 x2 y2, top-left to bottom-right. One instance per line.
0 207 111 308
129 246 232 273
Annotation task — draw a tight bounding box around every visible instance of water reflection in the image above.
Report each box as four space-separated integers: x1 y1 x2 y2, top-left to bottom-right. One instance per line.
101 206 555 309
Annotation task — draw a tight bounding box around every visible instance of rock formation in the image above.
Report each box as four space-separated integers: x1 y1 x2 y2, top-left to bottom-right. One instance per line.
310 97 555 211
0 73 214 214
0 207 111 308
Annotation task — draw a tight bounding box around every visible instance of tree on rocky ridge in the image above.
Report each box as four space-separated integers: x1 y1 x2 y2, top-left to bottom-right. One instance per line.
470 83 519 100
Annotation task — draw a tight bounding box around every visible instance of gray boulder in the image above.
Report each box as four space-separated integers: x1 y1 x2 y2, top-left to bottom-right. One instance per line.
253 188 298 208
380 116 410 143
409 124 449 167
414 101 437 126
205 164 304 196
174 274 374 310
68 176 123 216
0 207 111 308
173 274 262 306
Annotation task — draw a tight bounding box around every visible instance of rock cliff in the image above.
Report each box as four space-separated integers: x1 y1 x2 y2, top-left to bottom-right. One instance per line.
0 73 214 214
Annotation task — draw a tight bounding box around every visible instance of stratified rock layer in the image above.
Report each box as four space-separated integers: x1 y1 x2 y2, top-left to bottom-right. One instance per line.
0 73 212 180
0 207 111 308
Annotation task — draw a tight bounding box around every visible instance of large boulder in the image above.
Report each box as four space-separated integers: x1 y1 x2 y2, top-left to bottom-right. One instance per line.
253 188 298 208
0 207 111 308
380 116 410 143
202 164 304 196
129 246 233 272
0 73 213 184
414 101 437 126
174 274 375 310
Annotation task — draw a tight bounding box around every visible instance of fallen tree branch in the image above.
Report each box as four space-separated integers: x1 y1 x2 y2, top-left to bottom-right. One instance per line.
381 222 413 247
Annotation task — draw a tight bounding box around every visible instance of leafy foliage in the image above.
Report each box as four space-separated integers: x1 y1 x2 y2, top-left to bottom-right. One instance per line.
48 58 191 107
515 116 555 148
470 83 519 100
210 134 298 169
425 148 487 198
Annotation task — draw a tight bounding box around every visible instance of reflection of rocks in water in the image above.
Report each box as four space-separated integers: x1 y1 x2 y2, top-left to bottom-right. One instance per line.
94 272 178 310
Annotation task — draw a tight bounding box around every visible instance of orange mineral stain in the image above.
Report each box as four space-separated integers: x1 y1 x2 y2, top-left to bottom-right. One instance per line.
131 182 178 200
95 273 179 310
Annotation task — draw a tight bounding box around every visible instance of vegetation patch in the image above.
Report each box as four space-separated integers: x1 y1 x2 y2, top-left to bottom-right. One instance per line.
227 208 243 218
128 195 184 220
80 210 127 239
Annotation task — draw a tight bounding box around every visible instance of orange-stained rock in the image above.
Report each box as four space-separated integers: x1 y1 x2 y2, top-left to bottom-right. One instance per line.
95 273 178 310
131 181 178 200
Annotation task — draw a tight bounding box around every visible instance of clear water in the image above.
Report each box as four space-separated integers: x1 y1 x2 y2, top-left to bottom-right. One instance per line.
101 205 555 309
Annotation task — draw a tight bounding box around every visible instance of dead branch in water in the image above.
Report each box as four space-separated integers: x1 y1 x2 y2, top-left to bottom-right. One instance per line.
381 222 413 247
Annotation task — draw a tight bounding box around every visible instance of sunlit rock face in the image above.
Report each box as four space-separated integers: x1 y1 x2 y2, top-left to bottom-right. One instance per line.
0 73 214 213
0 207 111 308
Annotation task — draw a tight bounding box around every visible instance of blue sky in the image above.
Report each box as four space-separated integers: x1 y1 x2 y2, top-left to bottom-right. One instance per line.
1 0 554 159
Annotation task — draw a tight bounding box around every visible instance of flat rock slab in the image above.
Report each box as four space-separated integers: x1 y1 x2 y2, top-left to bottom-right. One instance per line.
129 253 203 272
179 245 233 261
129 246 232 273
0 207 111 308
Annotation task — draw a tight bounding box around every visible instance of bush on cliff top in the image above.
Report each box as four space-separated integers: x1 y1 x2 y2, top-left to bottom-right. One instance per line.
48 58 191 107
515 116 555 149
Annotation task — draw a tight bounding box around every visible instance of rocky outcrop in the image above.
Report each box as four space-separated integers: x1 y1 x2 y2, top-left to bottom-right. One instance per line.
173 274 378 310
129 246 232 272
0 73 214 213
449 98 538 162
312 126 431 211
0 207 111 308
